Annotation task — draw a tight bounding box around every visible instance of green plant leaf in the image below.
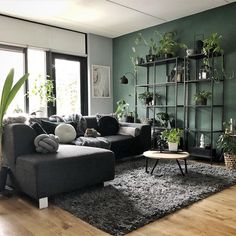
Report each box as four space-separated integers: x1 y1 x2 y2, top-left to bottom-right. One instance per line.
0 69 14 123
3 73 29 114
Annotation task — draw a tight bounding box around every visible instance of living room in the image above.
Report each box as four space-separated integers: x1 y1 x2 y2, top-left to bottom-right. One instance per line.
0 0 236 235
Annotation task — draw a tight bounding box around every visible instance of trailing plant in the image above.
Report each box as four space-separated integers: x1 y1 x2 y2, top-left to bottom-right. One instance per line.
0 69 29 166
161 128 183 144
156 112 169 127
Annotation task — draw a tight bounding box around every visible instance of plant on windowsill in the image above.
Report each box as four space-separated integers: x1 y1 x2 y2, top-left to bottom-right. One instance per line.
27 75 56 116
193 90 212 105
217 127 236 170
0 69 29 191
161 128 183 152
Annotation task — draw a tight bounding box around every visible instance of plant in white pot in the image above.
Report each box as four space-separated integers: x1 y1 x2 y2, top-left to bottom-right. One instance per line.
0 69 29 191
161 128 183 151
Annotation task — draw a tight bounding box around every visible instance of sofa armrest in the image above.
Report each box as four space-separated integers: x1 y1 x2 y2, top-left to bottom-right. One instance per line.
3 123 36 171
119 122 151 151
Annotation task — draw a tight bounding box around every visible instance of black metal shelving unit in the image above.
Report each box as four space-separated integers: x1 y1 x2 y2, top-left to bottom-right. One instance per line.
184 53 225 161
136 57 185 149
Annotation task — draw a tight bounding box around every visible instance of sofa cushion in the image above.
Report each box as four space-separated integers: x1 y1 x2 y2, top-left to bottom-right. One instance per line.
41 120 77 135
97 116 119 136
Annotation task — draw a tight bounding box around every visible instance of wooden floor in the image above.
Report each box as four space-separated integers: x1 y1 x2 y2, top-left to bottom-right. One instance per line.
0 185 236 236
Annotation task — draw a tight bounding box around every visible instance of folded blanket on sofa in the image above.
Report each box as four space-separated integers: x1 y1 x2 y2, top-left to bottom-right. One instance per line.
72 137 111 149
118 126 140 137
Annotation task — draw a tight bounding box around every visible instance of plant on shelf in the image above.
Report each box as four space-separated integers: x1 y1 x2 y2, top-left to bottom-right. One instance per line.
134 32 158 62
156 112 169 127
0 69 29 190
193 90 212 105
157 31 187 59
161 128 183 151
115 99 129 121
138 91 160 106
203 33 223 67
217 128 236 170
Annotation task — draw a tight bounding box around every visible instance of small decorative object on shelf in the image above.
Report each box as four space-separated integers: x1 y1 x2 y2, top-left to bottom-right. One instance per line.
193 90 212 105
200 133 205 148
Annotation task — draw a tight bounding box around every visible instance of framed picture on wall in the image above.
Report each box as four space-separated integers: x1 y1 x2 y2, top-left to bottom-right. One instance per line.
92 64 110 98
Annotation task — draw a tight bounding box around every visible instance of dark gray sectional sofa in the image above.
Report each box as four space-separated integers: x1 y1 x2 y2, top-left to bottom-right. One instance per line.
3 116 151 208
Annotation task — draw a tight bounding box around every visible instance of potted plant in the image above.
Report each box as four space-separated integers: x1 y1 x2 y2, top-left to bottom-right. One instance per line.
157 31 187 59
115 99 129 121
134 33 158 62
156 112 169 127
0 69 29 191
193 90 212 105
125 111 134 123
203 33 223 68
217 131 236 170
138 91 161 106
27 75 56 116
161 128 183 151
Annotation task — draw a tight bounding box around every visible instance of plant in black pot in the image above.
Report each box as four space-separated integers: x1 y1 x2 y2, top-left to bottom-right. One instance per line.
138 91 160 106
0 69 29 191
157 31 187 59
217 130 236 170
193 90 212 105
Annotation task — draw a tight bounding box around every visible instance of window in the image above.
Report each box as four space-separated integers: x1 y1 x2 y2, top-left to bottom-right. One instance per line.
27 48 47 116
0 45 25 113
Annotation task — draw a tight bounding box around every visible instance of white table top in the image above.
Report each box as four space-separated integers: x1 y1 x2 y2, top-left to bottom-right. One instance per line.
143 150 189 160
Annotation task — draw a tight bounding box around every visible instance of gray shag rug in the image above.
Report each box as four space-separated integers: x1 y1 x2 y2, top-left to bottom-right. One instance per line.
54 158 236 236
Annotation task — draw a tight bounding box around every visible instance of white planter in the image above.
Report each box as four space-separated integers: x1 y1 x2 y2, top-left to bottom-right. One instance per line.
168 142 178 152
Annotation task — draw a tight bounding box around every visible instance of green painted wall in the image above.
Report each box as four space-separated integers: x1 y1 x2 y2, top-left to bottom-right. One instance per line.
113 3 236 124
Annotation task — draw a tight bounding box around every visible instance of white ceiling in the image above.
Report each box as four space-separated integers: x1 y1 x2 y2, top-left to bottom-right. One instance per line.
0 0 234 38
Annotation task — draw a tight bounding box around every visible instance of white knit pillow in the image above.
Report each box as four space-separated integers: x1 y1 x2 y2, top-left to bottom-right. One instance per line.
55 123 76 143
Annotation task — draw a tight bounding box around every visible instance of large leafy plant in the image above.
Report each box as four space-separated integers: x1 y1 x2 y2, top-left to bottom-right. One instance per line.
0 69 29 165
161 128 183 144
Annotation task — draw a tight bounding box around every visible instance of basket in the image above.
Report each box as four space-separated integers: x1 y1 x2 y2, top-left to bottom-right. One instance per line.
224 153 236 170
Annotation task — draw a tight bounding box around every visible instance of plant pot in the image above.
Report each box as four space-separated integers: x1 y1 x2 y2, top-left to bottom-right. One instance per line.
164 53 174 59
224 153 236 170
146 54 155 62
145 97 153 105
125 116 134 123
0 166 9 191
168 142 178 152
196 98 207 105
195 40 203 54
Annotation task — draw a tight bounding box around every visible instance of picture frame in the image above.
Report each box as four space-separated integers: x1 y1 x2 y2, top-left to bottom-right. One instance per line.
92 64 110 98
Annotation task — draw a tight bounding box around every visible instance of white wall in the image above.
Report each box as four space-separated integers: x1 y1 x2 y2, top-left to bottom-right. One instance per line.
0 15 86 56
87 34 113 115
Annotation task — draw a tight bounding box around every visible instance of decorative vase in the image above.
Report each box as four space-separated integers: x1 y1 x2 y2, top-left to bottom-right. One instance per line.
168 142 178 152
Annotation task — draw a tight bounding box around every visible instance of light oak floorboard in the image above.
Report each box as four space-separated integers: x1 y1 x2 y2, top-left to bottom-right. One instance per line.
0 186 235 236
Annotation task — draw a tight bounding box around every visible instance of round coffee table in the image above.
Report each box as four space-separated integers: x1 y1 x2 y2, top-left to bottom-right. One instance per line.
143 150 189 176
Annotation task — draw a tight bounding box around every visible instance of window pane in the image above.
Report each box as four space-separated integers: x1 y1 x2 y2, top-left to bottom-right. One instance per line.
55 59 81 115
0 49 25 113
28 48 47 116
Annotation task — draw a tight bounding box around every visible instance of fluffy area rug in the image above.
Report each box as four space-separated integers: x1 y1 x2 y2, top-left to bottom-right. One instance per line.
54 158 236 236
